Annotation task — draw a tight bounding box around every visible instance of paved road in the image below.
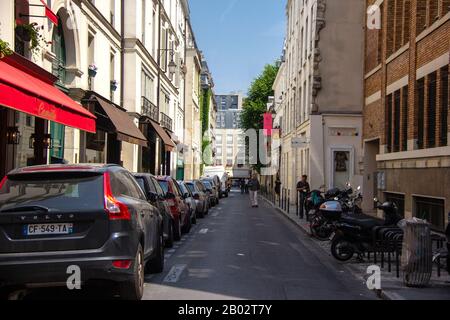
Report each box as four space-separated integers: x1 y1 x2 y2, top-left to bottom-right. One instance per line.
16 189 375 300
143 190 375 300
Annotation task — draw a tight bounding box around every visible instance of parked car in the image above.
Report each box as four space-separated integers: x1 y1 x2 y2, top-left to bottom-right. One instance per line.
185 180 209 218
155 176 190 240
201 178 220 206
133 173 175 248
203 166 229 198
0 164 164 300
178 181 197 225
201 180 217 207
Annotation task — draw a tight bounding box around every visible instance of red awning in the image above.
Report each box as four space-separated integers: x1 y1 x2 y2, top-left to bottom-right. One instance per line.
0 56 96 133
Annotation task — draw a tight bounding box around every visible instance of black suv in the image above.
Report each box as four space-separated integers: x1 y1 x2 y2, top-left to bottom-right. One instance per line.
133 173 175 248
0 164 164 300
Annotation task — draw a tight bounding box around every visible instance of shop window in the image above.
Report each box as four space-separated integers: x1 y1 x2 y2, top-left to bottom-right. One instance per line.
86 130 106 164
414 196 446 231
332 150 351 189
384 192 405 217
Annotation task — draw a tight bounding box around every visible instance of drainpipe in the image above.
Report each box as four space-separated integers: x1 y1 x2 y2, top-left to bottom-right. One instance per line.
157 0 162 175
120 0 125 107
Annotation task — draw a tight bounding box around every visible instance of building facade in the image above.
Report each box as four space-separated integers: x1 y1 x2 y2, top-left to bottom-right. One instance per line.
183 20 202 180
277 0 365 200
363 0 450 230
0 0 212 181
214 93 251 178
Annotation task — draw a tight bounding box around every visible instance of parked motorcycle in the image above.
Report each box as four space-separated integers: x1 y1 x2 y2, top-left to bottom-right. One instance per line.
309 185 363 241
330 199 403 262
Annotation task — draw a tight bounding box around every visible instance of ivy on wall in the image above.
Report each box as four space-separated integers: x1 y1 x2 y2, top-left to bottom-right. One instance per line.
200 87 213 174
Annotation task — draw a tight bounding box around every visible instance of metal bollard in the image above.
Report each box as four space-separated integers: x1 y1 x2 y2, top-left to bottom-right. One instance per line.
287 189 290 214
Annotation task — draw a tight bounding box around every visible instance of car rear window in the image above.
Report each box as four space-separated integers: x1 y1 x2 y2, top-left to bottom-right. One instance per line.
0 174 104 212
135 177 146 194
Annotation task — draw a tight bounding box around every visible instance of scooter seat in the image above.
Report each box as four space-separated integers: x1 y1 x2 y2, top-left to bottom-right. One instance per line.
340 215 384 230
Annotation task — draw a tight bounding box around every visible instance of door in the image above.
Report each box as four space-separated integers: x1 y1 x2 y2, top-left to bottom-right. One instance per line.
50 122 65 164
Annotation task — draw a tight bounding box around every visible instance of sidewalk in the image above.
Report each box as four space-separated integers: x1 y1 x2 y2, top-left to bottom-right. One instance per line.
260 196 450 300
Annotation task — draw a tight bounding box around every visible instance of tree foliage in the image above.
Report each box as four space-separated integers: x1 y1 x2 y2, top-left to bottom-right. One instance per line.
240 62 280 172
240 62 279 131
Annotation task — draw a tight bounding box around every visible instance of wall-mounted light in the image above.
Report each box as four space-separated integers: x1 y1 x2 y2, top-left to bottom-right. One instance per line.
29 133 53 149
6 127 20 145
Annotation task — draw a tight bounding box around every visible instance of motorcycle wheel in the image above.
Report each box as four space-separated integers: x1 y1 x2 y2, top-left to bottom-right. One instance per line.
310 217 333 241
331 238 355 262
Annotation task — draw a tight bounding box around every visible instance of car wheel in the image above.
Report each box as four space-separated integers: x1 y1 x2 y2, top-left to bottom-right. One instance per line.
165 220 174 248
119 244 144 300
174 217 182 241
146 229 165 274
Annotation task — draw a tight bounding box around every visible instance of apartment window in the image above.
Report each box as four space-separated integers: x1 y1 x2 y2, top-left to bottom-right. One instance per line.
110 0 115 26
110 52 115 101
386 93 393 152
427 72 437 148
216 147 222 157
393 90 401 152
141 69 155 102
141 0 147 46
402 86 409 151
414 196 445 231
417 78 425 149
440 66 449 146
226 147 233 157
227 135 233 144
161 26 168 70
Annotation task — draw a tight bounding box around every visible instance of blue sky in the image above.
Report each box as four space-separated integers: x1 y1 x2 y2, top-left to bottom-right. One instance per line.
188 0 286 95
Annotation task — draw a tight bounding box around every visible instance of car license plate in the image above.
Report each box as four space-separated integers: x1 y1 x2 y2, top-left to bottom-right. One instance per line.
24 223 74 236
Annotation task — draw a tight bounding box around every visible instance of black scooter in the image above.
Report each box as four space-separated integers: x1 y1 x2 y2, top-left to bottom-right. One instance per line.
330 199 403 262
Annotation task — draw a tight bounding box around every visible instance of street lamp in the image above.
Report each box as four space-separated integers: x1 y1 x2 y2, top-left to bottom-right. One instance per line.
160 48 177 77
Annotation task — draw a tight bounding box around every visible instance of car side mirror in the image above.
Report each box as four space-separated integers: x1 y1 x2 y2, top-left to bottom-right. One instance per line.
148 192 158 203
165 192 176 200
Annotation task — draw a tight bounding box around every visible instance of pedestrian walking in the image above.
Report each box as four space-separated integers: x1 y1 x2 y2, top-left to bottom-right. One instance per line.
297 175 310 219
248 174 261 208
240 179 246 195
244 178 249 194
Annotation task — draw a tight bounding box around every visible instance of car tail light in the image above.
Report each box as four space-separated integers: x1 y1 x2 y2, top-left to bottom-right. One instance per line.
0 176 7 190
104 172 131 221
112 260 132 269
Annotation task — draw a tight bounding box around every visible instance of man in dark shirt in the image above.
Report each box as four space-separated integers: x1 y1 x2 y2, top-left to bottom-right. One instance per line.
297 175 310 219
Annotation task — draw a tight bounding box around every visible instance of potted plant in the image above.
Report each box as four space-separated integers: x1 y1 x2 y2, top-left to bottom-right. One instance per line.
88 64 98 78
15 22 45 55
0 39 13 59
110 80 118 92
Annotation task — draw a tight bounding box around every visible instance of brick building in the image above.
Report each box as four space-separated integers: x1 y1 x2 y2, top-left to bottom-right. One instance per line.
363 0 450 230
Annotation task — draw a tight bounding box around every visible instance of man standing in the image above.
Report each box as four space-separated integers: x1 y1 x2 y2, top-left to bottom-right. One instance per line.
240 179 246 195
275 176 281 201
297 175 310 219
248 174 261 208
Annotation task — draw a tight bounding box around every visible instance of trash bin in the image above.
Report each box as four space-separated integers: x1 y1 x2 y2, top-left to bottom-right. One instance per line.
401 218 432 287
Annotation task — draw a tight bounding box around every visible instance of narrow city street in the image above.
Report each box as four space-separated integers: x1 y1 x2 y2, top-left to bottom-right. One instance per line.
142 190 374 300
16 189 375 301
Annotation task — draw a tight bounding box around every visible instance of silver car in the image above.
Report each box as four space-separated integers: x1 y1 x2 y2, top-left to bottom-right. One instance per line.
178 181 197 225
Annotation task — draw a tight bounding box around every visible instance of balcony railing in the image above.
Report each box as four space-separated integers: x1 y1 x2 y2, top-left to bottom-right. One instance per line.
160 112 173 131
141 97 159 122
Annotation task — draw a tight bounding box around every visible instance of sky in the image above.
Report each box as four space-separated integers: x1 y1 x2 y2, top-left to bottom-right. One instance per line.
188 0 286 95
